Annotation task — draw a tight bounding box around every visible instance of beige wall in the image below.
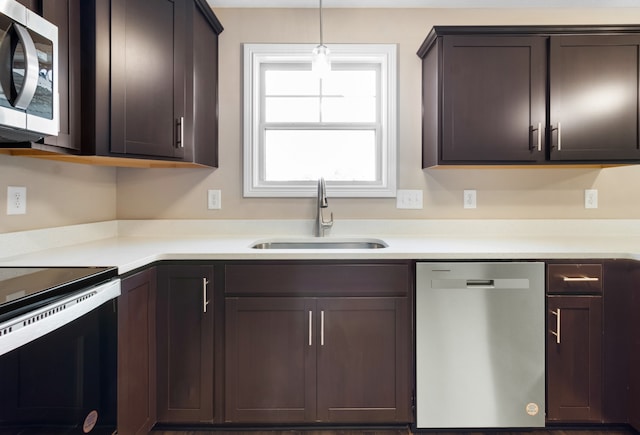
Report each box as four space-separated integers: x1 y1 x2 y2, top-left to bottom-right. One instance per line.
0 154 116 233
116 7 640 220
3 8 640 234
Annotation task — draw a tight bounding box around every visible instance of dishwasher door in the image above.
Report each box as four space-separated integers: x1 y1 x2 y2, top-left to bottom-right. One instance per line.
415 262 545 429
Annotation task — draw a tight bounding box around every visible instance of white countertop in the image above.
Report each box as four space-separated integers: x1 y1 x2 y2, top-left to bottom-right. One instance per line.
2 219 640 274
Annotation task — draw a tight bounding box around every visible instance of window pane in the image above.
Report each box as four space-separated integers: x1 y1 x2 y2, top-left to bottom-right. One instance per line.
265 97 320 122
323 70 377 97
264 69 318 96
322 96 376 122
264 130 377 181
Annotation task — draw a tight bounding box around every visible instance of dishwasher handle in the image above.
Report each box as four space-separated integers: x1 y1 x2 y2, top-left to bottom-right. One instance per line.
429 277 531 290
466 279 495 288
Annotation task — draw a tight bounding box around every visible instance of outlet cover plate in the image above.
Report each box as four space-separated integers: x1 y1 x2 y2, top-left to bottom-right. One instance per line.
396 189 423 209
585 189 598 209
7 186 26 215
207 189 221 210
464 189 477 209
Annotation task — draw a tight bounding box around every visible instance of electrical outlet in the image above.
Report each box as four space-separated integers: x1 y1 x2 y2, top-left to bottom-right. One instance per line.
7 186 26 215
585 189 598 209
463 189 477 209
396 189 423 209
207 189 221 210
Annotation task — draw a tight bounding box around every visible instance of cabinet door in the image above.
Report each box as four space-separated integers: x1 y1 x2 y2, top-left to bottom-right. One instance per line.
156 264 214 423
549 35 640 161
186 0 222 166
118 268 157 434
110 0 186 159
547 295 603 422
631 286 640 431
225 297 316 423
441 36 546 163
42 0 81 152
316 297 411 423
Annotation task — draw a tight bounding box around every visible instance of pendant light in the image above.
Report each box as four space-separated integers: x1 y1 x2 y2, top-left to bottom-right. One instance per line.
312 0 331 78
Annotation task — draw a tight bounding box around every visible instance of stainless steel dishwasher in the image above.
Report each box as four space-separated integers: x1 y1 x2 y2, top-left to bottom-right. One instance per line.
415 262 545 429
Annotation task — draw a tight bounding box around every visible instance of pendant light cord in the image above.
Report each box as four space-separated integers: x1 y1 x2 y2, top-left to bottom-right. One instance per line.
319 0 324 46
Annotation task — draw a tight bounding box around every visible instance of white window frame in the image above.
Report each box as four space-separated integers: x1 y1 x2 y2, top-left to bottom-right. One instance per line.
243 43 397 198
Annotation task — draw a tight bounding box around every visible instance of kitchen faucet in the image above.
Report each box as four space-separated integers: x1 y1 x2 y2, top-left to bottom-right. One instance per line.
315 177 333 237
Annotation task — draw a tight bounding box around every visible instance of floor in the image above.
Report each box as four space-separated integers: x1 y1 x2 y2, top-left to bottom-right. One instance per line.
0 426 636 435
0 428 636 435
152 427 639 435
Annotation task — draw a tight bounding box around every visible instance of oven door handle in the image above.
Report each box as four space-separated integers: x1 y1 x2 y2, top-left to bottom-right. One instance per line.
0 279 121 357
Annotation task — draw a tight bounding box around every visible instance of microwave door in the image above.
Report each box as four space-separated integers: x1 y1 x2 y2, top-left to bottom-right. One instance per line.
24 9 58 137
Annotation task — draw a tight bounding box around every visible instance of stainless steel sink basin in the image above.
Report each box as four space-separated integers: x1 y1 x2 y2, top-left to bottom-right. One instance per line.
251 238 388 250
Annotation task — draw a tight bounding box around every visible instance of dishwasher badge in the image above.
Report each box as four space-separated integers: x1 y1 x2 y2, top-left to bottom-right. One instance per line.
83 410 98 433
526 402 539 416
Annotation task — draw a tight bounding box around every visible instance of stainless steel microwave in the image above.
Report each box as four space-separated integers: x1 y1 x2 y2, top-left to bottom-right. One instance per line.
0 1 57 142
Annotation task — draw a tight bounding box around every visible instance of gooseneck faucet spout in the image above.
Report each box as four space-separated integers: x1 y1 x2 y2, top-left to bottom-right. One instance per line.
315 177 334 237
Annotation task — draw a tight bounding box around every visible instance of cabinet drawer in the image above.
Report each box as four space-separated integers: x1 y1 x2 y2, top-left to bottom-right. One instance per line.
224 262 410 297
547 263 603 294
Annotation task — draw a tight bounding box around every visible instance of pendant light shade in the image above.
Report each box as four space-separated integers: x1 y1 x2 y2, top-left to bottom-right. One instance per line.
312 44 331 77
312 0 330 78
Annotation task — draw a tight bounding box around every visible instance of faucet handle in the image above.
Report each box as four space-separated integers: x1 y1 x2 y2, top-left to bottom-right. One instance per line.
322 211 334 227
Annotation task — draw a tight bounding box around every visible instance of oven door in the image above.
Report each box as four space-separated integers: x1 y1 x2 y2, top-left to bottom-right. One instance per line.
0 279 120 434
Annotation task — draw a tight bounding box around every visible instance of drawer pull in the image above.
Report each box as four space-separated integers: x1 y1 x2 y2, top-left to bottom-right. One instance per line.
550 309 561 344
562 276 599 282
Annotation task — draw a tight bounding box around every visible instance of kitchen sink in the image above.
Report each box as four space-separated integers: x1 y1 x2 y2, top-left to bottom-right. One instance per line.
250 238 388 250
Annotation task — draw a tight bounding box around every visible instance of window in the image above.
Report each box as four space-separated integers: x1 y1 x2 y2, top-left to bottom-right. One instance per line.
243 44 397 197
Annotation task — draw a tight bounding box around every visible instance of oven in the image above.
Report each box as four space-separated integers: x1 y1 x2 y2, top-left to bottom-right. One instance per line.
0 267 120 434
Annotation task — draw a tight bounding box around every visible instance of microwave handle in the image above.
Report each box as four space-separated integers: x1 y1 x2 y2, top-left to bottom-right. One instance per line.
0 23 39 110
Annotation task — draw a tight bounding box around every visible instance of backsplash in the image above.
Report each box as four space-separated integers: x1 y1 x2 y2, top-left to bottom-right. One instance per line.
3 7 640 234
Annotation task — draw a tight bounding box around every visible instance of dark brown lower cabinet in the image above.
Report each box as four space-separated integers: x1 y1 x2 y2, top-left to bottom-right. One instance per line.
156 264 215 423
316 297 410 423
225 297 316 423
630 285 640 431
118 267 157 435
225 296 410 424
546 295 603 422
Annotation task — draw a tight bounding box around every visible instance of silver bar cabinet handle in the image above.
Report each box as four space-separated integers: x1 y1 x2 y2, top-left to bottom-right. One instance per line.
320 310 325 346
202 278 210 313
176 117 184 148
557 122 562 151
308 311 313 346
550 309 561 344
536 122 542 151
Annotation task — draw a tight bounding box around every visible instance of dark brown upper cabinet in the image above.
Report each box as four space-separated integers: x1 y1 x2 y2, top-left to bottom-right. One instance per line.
549 35 640 162
80 0 222 167
418 26 640 167
434 35 546 164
